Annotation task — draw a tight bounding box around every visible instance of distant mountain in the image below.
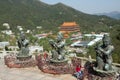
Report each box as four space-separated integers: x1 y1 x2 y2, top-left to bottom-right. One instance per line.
0 0 119 33
96 11 120 19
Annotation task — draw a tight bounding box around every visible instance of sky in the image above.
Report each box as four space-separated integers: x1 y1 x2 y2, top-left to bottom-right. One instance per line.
41 0 120 14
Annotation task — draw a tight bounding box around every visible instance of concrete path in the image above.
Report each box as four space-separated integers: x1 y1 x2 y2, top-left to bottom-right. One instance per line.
0 59 76 80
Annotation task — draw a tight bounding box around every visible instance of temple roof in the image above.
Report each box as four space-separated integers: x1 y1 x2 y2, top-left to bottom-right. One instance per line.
61 22 78 27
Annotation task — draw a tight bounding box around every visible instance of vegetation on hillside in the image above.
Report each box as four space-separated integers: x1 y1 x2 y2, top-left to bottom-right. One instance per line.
0 0 119 32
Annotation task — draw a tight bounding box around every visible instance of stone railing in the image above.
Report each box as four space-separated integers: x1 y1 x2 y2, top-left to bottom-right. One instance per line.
0 51 18 53
0 51 18 58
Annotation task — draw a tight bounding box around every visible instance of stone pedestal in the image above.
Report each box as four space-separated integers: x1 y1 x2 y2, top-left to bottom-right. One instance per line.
36 54 82 74
83 61 116 80
85 73 116 80
4 54 36 68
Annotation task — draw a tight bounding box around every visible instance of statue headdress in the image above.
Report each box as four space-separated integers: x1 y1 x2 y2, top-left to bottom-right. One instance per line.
57 32 63 42
102 34 111 44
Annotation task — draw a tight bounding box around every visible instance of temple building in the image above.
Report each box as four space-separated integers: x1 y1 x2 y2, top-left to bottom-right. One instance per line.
60 22 80 38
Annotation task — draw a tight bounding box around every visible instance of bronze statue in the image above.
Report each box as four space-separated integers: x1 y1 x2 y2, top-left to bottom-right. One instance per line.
17 31 29 57
49 32 66 61
95 34 114 71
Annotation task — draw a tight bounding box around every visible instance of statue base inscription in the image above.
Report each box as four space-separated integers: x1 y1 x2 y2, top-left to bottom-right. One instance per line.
4 54 36 68
50 58 68 66
16 55 32 61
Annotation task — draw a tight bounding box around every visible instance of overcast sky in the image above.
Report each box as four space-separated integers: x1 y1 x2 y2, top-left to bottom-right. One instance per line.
41 0 120 14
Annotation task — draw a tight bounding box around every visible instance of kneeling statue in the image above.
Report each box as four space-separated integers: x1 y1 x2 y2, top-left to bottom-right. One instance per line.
49 32 66 61
95 34 114 71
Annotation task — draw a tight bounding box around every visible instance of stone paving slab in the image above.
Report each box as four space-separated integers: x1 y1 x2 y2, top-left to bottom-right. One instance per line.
0 59 76 80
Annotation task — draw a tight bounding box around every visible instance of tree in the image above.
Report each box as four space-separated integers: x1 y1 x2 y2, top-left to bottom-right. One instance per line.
38 38 52 51
65 38 72 46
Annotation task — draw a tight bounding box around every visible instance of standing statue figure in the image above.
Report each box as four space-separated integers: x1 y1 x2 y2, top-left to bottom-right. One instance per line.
17 31 30 57
49 32 66 61
95 34 114 71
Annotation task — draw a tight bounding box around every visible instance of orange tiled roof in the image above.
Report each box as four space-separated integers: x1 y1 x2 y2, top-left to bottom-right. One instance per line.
61 22 78 27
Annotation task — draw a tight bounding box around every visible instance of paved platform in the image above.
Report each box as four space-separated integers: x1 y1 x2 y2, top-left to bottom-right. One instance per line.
0 59 76 80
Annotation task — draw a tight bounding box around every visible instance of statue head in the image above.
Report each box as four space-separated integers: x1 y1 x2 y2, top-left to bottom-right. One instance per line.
20 31 26 41
49 39 55 47
102 34 111 46
57 32 63 42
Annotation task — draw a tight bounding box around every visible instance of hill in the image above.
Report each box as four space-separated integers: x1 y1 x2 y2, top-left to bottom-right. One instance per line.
0 0 120 33
96 11 120 20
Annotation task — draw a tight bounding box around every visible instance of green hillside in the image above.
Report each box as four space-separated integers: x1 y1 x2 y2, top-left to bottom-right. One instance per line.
0 0 119 32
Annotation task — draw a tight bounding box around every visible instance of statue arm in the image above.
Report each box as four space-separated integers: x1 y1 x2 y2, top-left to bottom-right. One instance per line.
98 46 114 55
95 49 102 54
50 41 57 50
95 45 102 54
18 40 21 49
57 41 65 48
